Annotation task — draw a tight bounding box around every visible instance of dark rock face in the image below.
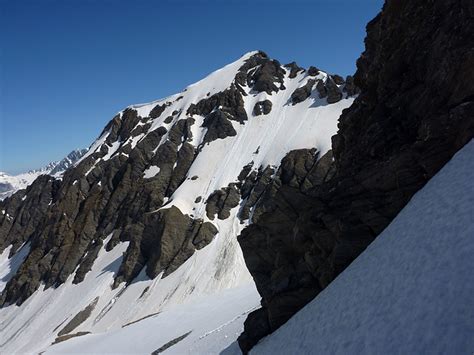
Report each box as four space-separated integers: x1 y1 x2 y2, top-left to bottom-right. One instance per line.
206 184 241 220
343 75 360 96
238 0 474 352
187 85 247 144
58 297 99 336
253 100 272 116
325 77 343 103
235 51 285 94
307 66 319 76
291 79 316 105
283 62 303 79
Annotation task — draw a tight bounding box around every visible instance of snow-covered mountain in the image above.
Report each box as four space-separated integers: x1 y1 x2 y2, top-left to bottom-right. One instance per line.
44 139 474 354
0 149 87 200
0 51 356 353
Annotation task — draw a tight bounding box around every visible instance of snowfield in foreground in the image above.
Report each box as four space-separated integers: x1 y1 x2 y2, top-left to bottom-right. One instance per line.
249 139 474 354
46 284 259 355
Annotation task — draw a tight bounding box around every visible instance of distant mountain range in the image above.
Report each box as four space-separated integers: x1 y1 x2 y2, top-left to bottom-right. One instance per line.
0 149 87 200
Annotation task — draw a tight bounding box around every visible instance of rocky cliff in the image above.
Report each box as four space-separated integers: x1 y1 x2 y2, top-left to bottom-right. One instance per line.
237 0 474 351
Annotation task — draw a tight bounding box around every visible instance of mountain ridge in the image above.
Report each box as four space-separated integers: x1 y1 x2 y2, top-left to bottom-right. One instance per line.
0 50 356 353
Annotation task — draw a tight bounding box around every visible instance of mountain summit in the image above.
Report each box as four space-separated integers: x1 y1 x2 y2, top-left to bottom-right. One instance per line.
0 51 356 353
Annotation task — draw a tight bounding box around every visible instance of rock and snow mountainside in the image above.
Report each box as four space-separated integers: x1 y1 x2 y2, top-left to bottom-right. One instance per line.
49 139 474 354
252 139 474 354
0 149 87 200
237 0 474 351
0 51 356 353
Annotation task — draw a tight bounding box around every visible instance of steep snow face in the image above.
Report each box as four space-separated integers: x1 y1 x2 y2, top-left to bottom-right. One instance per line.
250 139 474 354
0 149 87 200
0 51 355 353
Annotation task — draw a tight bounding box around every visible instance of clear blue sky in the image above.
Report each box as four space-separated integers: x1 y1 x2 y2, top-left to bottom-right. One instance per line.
0 0 383 174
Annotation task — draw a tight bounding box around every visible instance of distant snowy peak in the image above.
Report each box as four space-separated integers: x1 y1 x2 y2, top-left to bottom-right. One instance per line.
0 148 87 200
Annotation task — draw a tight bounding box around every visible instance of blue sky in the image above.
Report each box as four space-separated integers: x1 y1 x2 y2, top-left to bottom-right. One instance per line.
0 0 383 174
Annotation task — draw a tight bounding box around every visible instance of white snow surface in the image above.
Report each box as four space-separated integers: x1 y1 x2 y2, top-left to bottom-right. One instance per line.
0 52 354 354
0 170 46 200
250 139 474 355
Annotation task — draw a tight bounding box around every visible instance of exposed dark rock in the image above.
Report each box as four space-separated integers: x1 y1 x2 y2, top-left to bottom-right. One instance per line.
163 116 174 124
58 297 99 336
326 78 343 103
307 66 320 76
283 62 303 79
290 80 316 105
238 0 474 352
238 166 275 222
115 206 218 285
194 196 202 203
187 85 247 144
237 162 254 182
343 75 360 96
152 331 192 354
235 51 285 94
206 183 241 220
149 103 167 119
253 100 272 116
315 79 327 98
52 332 90 345
201 111 237 144
331 74 345 85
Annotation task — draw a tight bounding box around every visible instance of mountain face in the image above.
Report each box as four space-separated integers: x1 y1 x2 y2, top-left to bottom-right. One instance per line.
237 0 474 351
0 51 356 353
0 149 88 200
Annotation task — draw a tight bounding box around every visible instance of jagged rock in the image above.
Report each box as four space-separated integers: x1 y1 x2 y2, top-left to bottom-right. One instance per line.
343 75 360 96
315 79 327 98
58 297 99 336
326 78 343 103
330 74 345 85
149 103 167 119
235 51 285 94
115 206 218 284
206 183 241 220
238 166 275 221
202 110 237 144
290 79 316 105
283 62 303 79
253 100 272 116
307 66 319 76
238 0 474 351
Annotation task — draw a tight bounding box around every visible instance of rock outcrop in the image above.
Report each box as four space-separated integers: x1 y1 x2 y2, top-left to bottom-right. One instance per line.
238 0 474 352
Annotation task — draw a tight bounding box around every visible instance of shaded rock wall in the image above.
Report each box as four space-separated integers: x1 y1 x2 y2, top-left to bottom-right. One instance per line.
238 0 474 351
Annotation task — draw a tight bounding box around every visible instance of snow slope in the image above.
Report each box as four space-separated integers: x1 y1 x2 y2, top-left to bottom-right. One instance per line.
0 52 354 353
249 139 474 354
